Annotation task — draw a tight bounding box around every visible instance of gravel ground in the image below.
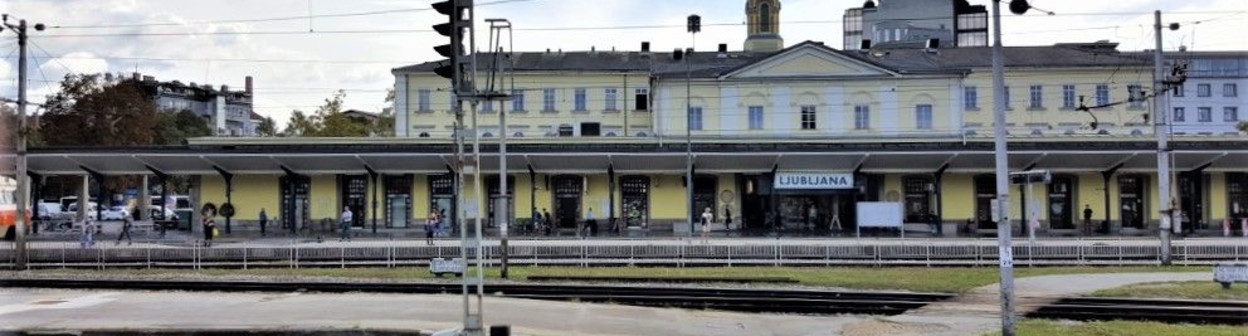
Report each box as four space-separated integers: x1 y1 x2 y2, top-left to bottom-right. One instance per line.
1 270 909 294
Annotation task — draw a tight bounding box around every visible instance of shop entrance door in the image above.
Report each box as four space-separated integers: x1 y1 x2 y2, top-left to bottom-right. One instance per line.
552 176 582 229
340 175 368 227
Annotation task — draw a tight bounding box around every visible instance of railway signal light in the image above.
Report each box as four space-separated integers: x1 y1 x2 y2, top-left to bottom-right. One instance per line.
432 0 472 92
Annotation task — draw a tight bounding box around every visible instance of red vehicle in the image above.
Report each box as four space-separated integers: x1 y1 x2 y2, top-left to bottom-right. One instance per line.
1 178 30 241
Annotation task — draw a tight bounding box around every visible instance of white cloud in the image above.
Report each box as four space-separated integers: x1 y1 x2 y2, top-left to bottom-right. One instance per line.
1 0 1243 128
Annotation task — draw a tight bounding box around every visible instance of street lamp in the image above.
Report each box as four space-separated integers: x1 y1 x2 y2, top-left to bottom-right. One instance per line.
686 14 700 236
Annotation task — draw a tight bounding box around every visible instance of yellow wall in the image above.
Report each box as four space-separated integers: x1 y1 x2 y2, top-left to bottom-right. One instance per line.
403 72 653 138
412 174 429 221
962 67 1153 136
1075 173 1107 221
583 175 609 219
198 175 279 221
941 174 974 220
310 175 338 220
1210 173 1227 221
650 175 687 220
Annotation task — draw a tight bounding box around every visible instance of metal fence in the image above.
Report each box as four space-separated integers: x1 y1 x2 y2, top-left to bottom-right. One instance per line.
1 240 1246 269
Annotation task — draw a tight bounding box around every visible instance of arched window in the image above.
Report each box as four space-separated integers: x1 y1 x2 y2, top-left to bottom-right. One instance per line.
759 3 772 33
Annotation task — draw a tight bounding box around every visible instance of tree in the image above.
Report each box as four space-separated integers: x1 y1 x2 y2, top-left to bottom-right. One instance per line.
1239 122 1247 133
155 109 213 145
373 88 396 137
256 116 279 137
282 90 374 137
39 74 160 147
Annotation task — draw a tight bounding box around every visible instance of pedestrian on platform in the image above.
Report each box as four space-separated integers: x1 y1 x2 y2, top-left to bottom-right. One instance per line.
202 217 216 247
586 208 597 236
701 207 714 243
724 206 733 232
259 208 268 237
1082 205 1094 236
339 206 353 242
542 209 552 236
532 210 542 235
116 217 133 246
79 216 95 248
426 208 439 245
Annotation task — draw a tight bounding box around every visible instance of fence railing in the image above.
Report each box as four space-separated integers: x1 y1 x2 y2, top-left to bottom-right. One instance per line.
1 240 1245 269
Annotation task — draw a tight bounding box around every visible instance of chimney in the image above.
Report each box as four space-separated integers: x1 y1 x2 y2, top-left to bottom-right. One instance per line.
641 41 651 53
673 48 684 61
245 76 253 95
717 43 728 53
221 85 229 92
132 72 141 81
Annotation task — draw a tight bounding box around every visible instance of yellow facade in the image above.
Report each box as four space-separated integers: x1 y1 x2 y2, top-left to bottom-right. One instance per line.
961 68 1153 136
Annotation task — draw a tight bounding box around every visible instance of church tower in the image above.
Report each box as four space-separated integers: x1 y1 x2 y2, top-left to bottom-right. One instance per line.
744 0 783 52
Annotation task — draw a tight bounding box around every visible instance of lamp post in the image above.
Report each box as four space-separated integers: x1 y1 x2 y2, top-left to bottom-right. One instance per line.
686 14 700 236
3 16 47 270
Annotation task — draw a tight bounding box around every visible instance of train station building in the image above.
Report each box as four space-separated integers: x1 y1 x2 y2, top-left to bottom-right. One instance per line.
12 0 1248 238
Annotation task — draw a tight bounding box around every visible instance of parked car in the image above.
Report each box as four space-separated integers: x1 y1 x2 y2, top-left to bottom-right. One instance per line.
36 202 67 220
148 207 179 221
67 202 103 220
101 206 130 221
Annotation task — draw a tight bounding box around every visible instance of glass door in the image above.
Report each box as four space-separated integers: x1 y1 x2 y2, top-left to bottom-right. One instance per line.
1047 176 1074 229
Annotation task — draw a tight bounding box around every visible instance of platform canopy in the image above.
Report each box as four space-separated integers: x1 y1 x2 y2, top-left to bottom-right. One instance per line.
5 137 1247 176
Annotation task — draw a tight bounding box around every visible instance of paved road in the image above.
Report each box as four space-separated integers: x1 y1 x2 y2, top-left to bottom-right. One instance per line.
0 272 1220 336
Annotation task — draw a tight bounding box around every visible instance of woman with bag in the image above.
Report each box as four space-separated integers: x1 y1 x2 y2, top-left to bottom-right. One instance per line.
202 205 217 247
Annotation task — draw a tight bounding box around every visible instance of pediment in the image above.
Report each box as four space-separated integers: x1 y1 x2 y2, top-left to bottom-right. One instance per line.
724 44 896 79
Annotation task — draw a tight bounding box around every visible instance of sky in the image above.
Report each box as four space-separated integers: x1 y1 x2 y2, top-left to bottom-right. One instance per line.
1 0 1245 127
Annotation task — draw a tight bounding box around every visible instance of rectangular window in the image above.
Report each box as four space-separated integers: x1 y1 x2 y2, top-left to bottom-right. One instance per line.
854 105 870 130
511 89 525 111
542 88 556 112
916 104 933 129
1029 85 1043 109
1128 84 1144 108
1062 84 1076 109
1095 84 1110 106
687 107 703 131
800 105 817 130
482 101 494 112
1173 107 1185 122
1225 107 1240 122
634 88 649 111
964 86 978 109
748 106 764 130
1198 84 1211 97
604 88 618 111
1173 84 1184 97
1004 86 1012 109
573 88 587 111
1198 107 1213 122
1226 83 1238 97
417 89 431 112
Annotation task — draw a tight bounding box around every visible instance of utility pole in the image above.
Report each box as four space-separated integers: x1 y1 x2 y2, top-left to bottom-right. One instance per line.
990 1 1016 335
1152 10 1173 265
685 15 699 236
3 16 45 271
485 18 512 279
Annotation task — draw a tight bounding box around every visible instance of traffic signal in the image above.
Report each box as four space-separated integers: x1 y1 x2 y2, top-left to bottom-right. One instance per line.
432 0 472 93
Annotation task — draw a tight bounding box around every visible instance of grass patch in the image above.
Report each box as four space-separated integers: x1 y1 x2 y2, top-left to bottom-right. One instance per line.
25 265 1204 293
983 320 1248 336
1089 281 1248 301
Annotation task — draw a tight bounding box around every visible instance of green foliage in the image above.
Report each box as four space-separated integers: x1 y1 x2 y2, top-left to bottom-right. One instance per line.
282 90 391 137
155 109 212 145
1238 121 1247 133
38 74 160 147
256 116 279 137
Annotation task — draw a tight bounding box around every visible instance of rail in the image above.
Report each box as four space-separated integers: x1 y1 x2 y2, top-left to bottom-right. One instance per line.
1 239 1245 269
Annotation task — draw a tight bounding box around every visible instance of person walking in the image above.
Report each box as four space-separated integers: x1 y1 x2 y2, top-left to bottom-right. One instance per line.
202 216 216 247
532 210 542 235
79 216 95 248
339 206 353 242
1082 205 1094 237
700 207 714 243
116 217 134 246
258 208 268 237
426 208 439 245
542 208 552 236
586 207 597 237
723 206 733 232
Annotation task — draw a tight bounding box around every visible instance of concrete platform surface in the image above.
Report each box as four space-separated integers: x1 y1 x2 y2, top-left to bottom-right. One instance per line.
0 288 854 336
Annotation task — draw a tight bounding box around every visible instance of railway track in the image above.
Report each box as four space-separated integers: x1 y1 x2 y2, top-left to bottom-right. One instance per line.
1028 297 1248 325
0 278 952 316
